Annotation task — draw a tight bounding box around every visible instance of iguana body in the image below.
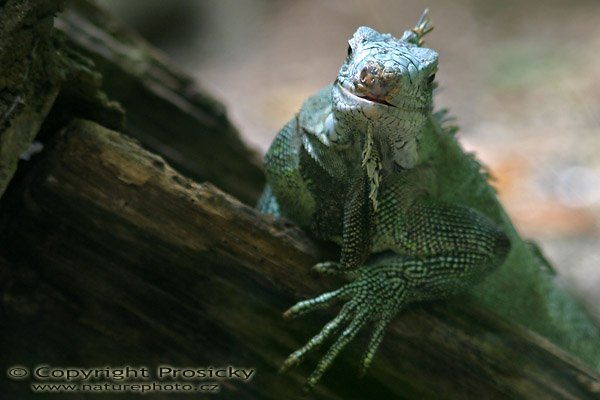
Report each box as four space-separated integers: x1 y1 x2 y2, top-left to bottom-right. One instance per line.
258 12 600 389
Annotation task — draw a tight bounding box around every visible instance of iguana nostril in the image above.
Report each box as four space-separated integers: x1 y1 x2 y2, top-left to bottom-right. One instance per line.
359 61 385 85
359 67 371 85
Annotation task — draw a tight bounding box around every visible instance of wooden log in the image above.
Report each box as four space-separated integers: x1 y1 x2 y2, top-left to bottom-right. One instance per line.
53 0 264 205
1 119 598 399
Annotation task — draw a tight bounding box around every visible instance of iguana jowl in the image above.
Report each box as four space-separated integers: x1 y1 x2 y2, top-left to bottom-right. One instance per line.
258 12 510 388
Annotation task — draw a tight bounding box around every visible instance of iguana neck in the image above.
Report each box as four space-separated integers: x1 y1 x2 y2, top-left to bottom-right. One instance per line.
325 85 431 174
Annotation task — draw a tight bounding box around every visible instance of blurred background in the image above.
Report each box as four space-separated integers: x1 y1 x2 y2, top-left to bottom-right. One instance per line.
97 0 600 320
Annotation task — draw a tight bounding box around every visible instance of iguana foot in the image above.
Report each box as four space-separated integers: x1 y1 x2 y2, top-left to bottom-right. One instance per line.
281 262 407 390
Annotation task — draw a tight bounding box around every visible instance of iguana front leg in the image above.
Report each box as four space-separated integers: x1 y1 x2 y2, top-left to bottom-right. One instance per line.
258 117 314 224
282 199 510 389
335 169 373 268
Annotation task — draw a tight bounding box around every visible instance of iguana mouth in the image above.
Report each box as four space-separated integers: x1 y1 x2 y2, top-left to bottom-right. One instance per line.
336 82 396 108
357 94 396 108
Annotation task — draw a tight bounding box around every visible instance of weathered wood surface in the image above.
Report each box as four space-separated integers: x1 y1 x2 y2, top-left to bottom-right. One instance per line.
53 0 264 205
1 119 599 399
1 0 600 399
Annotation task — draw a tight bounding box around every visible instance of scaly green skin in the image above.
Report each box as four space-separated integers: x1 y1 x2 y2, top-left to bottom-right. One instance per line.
258 13 600 390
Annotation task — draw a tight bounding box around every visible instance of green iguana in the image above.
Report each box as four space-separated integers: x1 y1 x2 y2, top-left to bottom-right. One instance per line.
257 11 600 390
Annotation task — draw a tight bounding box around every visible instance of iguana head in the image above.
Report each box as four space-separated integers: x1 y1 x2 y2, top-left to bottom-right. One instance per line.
330 12 438 171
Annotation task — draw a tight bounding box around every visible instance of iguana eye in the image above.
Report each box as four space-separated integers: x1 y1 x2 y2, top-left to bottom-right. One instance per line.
427 73 436 84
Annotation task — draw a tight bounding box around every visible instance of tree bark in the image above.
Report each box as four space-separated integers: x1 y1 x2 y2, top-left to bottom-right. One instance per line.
1 1 599 399
0 0 64 197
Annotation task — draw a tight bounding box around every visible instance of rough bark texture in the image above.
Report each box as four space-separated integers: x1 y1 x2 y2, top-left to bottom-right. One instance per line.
1 1 599 399
0 0 63 197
